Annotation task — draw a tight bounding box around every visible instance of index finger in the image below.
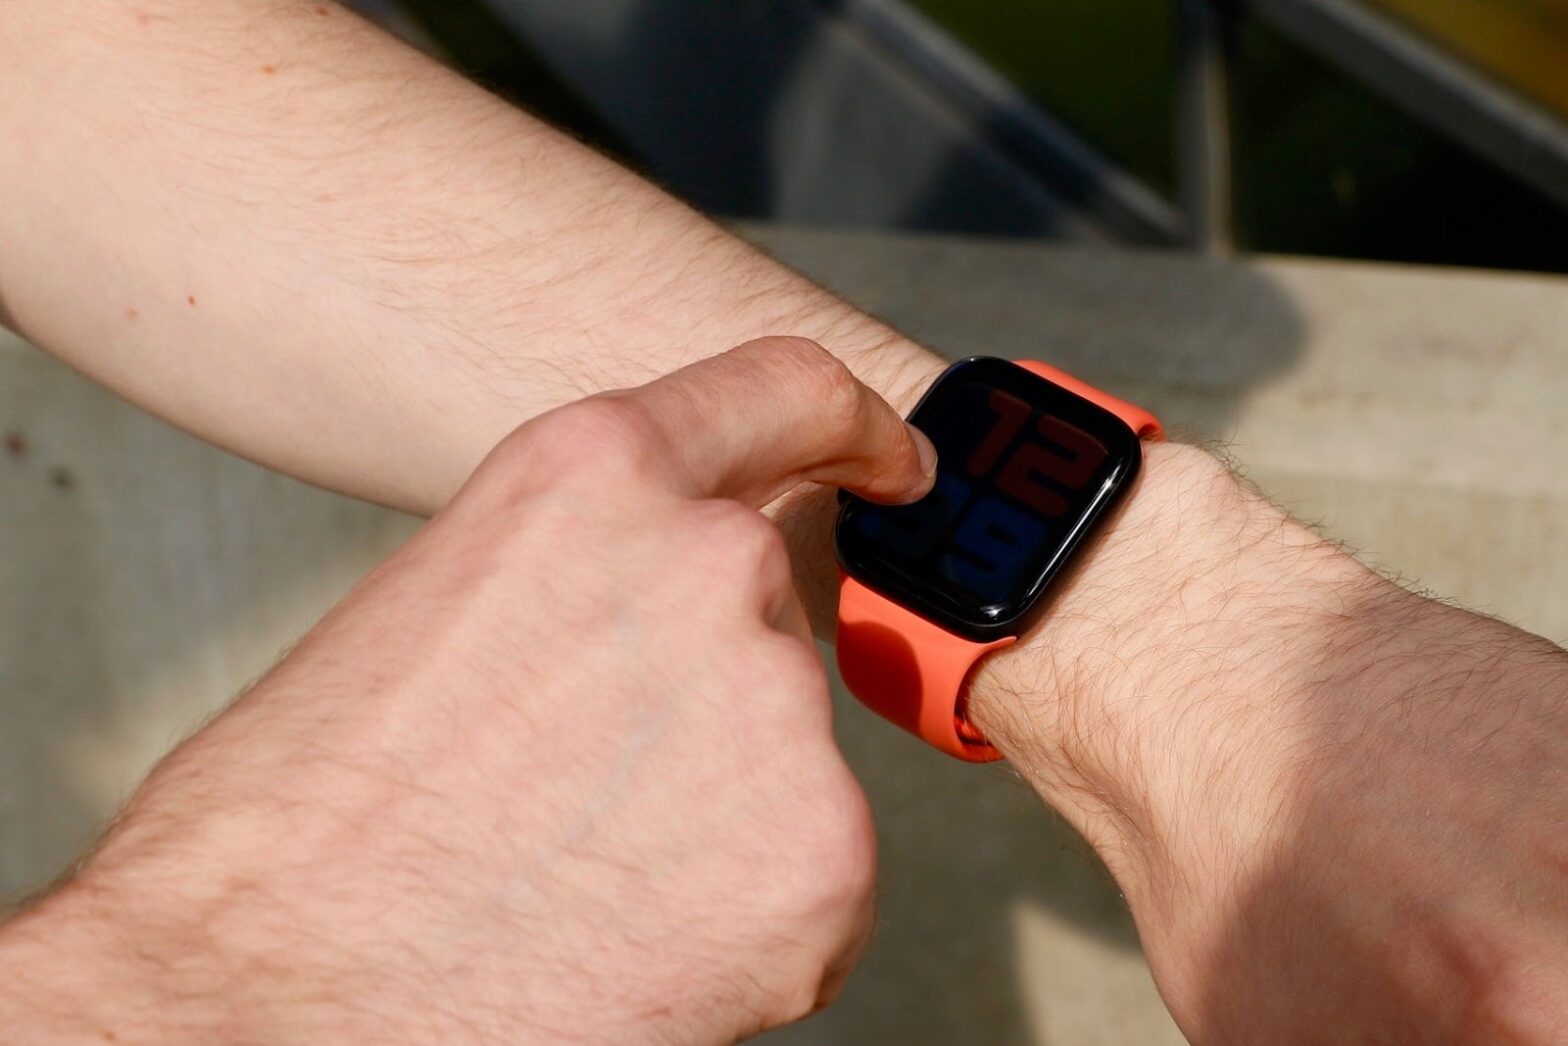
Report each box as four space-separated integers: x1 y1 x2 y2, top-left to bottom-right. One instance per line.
616 337 937 508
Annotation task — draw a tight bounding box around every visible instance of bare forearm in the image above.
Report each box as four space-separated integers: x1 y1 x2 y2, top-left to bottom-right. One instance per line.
971 443 1383 895
0 0 939 518
971 443 1568 1039
18 7 1568 1038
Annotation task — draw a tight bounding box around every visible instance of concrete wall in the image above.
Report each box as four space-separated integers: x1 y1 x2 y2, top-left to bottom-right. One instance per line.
4 229 1567 1043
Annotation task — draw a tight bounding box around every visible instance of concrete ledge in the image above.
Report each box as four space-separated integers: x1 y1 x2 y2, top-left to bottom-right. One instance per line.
4 229 1566 1043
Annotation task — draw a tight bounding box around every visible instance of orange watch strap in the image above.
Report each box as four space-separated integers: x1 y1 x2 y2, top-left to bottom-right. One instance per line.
1013 360 1165 442
836 574 1014 762
834 358 1162 761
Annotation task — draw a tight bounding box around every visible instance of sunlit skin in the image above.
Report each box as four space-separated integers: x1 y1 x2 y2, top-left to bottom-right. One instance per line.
0 340 936 1042
5 2 1568 1041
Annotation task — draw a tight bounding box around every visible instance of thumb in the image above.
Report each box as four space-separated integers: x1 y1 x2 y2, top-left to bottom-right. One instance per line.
618 337 936 507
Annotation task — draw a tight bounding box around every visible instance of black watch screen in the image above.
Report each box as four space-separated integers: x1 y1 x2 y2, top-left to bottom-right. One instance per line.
835 357 1142 642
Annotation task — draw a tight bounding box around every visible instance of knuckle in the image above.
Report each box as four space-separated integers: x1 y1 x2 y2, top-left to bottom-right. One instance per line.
779 774 877 964
752 526 795 594
758 635 830 698
704 639 872 1031
733 334 830 370
691 499 790 572
806 773 878 907
746 751 875 1029
741 336 865 436
790 342 864 424
518 396 659 483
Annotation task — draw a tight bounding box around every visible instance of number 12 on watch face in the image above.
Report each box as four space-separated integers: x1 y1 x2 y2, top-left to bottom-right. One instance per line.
836 357 1140 640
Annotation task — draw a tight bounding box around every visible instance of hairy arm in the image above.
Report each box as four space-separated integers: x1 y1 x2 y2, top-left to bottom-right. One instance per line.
0 0 938 550
9 436 1567 1042
7 2 1568 1041
0 342 932 1042
971 445 1568 1041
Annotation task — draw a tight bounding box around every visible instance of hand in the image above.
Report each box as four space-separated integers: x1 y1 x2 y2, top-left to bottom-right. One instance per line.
0 337 936 1043
970 443 1568 1042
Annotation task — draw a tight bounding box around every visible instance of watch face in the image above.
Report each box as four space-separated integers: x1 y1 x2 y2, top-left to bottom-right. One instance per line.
836 357 1142 642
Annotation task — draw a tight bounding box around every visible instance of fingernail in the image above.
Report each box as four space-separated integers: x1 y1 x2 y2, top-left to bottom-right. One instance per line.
908 424 938 478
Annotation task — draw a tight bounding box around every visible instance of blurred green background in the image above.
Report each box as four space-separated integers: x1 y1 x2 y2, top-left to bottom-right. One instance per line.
391 0 1568 274
906 0 1568 272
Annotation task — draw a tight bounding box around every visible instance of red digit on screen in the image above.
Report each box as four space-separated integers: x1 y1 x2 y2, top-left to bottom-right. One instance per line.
968 389 1032 477
996 416 1109 516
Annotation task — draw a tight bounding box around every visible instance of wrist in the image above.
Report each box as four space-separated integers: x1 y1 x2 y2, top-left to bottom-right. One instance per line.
837 333 949 417
967 442 1389 931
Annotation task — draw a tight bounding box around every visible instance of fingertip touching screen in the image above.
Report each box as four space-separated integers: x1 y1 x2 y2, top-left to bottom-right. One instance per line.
836 357 1141 642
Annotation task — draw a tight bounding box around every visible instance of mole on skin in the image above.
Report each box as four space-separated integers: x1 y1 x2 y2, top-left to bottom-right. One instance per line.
125 307 139 320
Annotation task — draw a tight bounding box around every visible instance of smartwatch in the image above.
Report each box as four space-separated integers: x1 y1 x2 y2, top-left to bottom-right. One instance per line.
834 356 1163 762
